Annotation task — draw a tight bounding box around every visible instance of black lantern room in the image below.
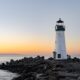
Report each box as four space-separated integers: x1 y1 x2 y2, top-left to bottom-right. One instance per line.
55 18 65 31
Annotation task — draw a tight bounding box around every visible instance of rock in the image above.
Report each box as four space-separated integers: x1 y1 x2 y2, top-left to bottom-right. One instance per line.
36 73 48 80
1 56 80 80
78 76 80 80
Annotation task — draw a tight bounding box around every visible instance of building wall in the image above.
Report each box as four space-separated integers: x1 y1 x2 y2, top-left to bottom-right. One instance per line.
55 31 67 59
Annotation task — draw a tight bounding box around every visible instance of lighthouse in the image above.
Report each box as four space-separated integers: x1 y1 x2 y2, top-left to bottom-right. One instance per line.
53 18 67 59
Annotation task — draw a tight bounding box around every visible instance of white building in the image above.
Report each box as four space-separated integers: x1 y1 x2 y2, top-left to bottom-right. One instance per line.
53 18 67 59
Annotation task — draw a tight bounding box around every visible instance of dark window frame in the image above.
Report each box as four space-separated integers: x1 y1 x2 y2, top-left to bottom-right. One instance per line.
58 54 61 58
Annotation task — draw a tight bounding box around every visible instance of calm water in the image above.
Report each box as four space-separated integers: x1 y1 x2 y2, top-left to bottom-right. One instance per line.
0 70 18 80
0 54 48 63
0 54 29 63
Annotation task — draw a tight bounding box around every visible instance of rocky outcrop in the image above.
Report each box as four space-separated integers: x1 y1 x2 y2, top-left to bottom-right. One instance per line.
0 56 80 80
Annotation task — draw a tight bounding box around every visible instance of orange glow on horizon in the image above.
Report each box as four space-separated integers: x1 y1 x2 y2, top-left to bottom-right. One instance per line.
0 35 79 56
0 40 53 56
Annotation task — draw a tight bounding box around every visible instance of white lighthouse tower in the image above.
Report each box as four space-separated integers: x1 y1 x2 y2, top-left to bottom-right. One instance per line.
53 18 67 60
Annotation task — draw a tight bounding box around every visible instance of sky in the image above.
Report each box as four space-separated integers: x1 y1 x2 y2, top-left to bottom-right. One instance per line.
0 0 80 57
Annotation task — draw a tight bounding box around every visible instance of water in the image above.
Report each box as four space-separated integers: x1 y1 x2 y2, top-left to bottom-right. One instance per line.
0 70 18 80
0 54 29 63
0 54 21 80
0 54 48 63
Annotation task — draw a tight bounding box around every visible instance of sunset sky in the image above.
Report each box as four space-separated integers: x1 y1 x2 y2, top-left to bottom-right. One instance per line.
0 0 80 57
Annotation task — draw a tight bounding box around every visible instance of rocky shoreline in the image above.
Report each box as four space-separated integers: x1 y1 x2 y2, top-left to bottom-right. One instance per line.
0 56 80 80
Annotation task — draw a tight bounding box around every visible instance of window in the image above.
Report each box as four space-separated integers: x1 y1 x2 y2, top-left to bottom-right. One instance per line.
58 54 61 58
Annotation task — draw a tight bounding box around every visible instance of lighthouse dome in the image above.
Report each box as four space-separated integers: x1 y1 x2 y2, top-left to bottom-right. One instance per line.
57 18 64 23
